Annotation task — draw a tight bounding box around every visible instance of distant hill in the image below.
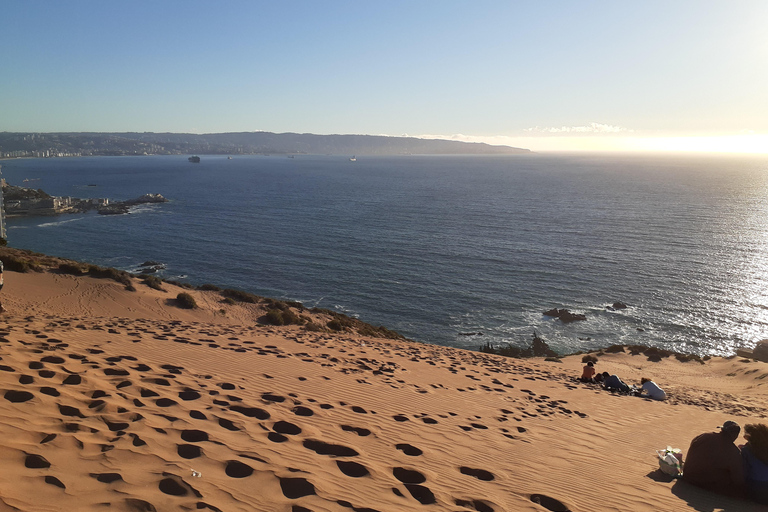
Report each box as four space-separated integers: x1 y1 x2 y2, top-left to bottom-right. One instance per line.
0 131 530 158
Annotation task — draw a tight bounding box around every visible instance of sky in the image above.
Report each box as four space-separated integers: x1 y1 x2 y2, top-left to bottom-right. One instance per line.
1 1 767 153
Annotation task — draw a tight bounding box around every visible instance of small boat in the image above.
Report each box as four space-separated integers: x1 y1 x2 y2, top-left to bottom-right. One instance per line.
227 156 232 160
188 156 200 163
349 156 356 162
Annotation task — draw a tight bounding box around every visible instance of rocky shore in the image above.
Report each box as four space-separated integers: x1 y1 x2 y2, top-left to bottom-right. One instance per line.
1 181 167 216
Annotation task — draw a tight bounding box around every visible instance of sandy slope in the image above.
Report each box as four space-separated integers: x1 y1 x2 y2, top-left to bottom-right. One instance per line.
0 268 767 511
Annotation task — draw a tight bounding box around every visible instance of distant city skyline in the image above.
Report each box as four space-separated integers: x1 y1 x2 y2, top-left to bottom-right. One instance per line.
2 1 766 153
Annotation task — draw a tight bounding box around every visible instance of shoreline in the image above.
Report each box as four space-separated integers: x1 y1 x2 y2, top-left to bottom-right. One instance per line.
0 246 738 363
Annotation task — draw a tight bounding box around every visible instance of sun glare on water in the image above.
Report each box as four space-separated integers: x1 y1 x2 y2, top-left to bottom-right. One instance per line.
625 134 768 154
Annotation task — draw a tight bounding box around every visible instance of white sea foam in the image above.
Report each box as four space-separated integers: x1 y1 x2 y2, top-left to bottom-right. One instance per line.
38 217 84 228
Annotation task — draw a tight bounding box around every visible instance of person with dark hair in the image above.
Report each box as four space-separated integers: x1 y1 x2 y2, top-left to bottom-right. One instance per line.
603 372 630 393
579 361 596 383
742 423 768 504
682 421 745 498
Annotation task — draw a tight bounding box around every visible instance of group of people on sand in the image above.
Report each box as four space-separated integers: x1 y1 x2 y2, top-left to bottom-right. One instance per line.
578 361 666 400
683 421 768 505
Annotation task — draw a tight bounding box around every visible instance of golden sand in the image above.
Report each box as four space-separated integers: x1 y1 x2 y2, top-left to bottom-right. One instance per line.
0 262 766 511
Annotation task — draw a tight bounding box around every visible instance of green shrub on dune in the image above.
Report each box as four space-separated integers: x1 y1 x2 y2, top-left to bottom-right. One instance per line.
141 275 165 291
263 308 304 326
1 255 32 273
58 262 85 275
87 265 134 290
222 289 260 303
176 292 197 309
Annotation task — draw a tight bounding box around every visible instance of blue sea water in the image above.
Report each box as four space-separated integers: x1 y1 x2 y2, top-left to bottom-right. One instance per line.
3 153 768 357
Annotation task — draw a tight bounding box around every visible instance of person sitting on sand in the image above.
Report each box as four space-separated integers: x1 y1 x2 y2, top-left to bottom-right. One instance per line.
682 421 745 498
742 423 768 505
638 377 666 400
579 361 596 383
602 372 630 393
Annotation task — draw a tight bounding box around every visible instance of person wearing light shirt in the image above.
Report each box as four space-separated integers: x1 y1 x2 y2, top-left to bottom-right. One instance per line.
639 377 666 400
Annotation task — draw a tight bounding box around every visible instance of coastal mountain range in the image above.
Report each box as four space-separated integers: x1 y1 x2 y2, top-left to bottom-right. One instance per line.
0 131 530 158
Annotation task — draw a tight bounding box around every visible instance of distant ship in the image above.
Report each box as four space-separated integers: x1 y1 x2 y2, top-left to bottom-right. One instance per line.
227 156 233 160
349 156 356 162
188 156 200 163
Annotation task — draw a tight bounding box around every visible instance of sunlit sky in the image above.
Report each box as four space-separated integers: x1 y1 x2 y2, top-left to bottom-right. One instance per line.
2 1 767 153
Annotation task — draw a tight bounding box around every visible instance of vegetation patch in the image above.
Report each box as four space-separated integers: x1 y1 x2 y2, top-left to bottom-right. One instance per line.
57 263 85 275
197 283 221 291
1 255 33 273
87 265 134 290
480 332 557 358
222 289 260 304
262 308 303 326
165 279 193 290
175 292 197 309
140 275 165 291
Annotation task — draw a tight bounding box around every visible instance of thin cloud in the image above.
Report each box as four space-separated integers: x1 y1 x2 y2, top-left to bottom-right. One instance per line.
524 123 632 134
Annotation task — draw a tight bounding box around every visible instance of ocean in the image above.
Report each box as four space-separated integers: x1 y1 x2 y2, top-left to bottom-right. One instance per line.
3 153 768 357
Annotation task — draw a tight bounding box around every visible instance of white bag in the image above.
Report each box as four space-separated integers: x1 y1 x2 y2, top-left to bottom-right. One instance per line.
656 447 682 476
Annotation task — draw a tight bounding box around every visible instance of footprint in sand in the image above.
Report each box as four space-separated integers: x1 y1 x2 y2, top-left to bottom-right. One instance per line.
336 460 369 477
225 460 254 478
25 453 51 468
279 477 316 499
529 494 571 512
44 476 66 489
455 498 495 512
303 439 359 457
158 475 200 497
91 473 124 483
341 425 371 437
5 390 34 402
273 421 302 436
178 445 203 459
459 467 495 481
395 444 422 456
179 389 201 402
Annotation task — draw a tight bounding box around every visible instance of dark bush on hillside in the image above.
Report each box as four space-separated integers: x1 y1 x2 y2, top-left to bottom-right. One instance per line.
176 292 197 309
604 345 626 353
87 265 134 290
675 353 704 364
222 289 259 303
479 342 496 354
197 283 221 291
327 319 344 331
304 322 322 332
222 297 236 305
165 280 193 290
141 275 165 291
263 308 303 326
58 263 85 275
1 255 31 273
581 354 599 363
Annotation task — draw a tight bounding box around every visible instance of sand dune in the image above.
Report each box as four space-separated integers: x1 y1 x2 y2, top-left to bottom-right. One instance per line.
0 263 767 511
